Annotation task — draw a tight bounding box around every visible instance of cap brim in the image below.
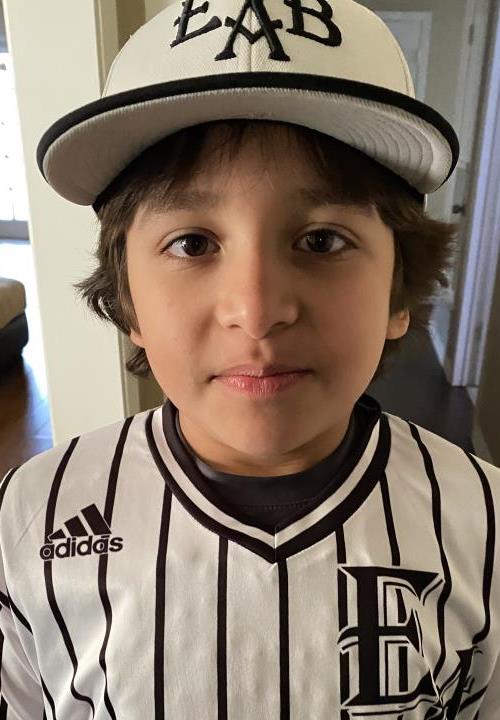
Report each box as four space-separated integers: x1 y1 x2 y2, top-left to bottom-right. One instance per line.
37 72 459 207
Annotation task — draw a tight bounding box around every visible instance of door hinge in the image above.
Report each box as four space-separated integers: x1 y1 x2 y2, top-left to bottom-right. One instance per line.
469 23 475 45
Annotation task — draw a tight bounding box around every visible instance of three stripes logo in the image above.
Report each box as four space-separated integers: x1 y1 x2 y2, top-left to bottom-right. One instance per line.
39 504 124 561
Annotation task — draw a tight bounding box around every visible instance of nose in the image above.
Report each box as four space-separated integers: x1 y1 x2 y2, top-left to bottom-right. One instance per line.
214 248 300 339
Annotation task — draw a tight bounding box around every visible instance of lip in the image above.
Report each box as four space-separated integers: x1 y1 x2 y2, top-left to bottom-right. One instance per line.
215 363 309 378
213 371 311 398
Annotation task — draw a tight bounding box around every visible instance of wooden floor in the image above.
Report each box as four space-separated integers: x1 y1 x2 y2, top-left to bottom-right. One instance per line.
0 240 52 478
0 239 475 479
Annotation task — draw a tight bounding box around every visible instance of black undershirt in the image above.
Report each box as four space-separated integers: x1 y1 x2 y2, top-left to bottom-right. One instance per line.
173 394 380 531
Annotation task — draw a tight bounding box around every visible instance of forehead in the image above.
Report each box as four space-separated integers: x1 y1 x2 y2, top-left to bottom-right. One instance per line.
137 123 378 221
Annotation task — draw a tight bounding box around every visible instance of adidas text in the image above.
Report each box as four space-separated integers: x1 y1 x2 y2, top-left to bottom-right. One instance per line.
39 535 124 561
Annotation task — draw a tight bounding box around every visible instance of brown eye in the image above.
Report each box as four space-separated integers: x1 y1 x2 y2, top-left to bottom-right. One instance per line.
161 228 354 260
298 228 354 255
298 229 352 254
162 234 213 258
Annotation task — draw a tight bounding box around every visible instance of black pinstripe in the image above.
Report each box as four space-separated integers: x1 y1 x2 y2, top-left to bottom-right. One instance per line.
44 437 95 717
97 416 134 720
153 425 173 720
409 421 452 680
465 451 495 645
278 559 290 720
217 537 228 720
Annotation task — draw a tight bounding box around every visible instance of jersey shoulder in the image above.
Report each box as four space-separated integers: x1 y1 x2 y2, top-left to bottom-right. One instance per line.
0 405 158 520
383 409 500 489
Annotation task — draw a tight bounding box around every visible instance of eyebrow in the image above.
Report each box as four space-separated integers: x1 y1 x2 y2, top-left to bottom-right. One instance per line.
149 187 374 217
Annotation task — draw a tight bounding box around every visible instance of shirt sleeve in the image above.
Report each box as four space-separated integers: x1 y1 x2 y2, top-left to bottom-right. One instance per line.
0 470 45 719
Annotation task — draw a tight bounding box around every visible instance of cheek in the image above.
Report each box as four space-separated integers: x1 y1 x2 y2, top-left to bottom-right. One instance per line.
141 304 189 357
128 272 185 358
317 276 391 355
322 271 390 322
138 314 196 399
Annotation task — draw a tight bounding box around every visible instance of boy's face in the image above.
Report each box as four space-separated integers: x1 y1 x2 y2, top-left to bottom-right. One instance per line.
127 127 409 476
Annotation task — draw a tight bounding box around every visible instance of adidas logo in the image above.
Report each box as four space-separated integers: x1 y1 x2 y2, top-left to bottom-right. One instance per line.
39 503 123 560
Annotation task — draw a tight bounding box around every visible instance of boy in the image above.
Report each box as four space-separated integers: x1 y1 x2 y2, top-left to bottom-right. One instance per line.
1 0 499 717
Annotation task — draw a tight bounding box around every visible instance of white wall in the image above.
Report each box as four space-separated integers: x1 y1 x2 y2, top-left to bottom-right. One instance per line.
3 0 127 444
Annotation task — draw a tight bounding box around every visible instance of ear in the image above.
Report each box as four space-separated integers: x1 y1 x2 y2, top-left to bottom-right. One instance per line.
129 328 145 348
386 308 410 340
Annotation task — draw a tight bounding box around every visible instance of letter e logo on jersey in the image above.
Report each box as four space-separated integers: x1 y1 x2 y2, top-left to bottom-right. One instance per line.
337 565 442 714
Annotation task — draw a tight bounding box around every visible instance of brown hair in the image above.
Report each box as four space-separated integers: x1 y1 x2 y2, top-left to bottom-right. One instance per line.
74 119 458 384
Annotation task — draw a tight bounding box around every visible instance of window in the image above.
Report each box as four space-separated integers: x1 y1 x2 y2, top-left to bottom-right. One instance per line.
0 51 28 225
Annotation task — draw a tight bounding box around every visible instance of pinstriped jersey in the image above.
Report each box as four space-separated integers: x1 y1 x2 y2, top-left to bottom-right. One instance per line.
0 397 499 719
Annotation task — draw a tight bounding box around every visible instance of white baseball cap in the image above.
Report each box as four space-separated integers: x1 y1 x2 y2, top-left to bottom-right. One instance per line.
37 0 459 212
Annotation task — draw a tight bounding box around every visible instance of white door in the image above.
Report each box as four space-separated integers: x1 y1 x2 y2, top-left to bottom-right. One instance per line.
377 3 494 395
375 11 432 102
445 0 500 391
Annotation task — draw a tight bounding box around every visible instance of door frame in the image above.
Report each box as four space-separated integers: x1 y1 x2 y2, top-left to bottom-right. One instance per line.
444 0 500 387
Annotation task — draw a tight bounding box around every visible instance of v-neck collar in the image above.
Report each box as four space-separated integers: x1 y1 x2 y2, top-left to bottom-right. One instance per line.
145 395 391 564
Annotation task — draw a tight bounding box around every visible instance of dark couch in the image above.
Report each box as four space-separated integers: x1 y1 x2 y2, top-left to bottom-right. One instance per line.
0 277 29 371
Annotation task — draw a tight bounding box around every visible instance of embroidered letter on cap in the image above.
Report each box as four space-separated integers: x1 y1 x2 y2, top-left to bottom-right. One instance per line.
171 0 223 48
171 0 342 61
285 0 342 47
